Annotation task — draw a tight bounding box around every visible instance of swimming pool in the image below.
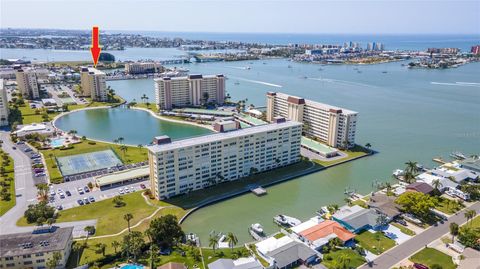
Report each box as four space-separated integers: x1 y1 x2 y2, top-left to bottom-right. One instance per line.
50 138 66 148
120 265 144 269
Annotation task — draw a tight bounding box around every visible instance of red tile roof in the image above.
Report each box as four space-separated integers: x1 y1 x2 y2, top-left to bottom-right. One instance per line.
299 220 355 242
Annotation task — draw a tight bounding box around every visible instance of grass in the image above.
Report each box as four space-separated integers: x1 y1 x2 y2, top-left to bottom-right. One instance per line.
351 199 368 208
202 247 249 265
166 160 320 209
391 223 416 236
40 139 148 183
435 197 464 215
355 231 396 255
0 151 15 216
248 244 270 267
409 247 456 269
467 215 480 228
313 145 370 167
321 249 366 269
16 192 185 236
273 232 286 239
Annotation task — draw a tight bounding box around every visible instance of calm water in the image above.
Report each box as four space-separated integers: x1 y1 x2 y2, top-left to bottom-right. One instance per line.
5 34 480 244
54 107 212 145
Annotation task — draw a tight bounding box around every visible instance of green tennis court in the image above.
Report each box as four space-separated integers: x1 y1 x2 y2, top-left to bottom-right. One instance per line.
56 149 122 176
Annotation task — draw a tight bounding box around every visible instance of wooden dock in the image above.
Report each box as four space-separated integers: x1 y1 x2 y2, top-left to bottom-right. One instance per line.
251 187 267 196
433 157 446 164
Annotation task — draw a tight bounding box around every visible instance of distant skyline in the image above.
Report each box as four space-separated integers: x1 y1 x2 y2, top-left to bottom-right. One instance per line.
1 0 479 35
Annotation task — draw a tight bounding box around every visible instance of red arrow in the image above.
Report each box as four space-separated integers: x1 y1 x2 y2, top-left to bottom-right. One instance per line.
90 26 102 67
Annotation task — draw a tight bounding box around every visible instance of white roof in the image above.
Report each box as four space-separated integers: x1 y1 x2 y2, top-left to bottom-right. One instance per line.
15 123 47 132
246 109 263 116
274 92 357 115
332 205 365 220
291 216 324 234
255 235 294 255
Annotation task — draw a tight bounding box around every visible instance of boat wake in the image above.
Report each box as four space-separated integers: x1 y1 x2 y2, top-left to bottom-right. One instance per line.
226 66 250 70
229 76 282 88
308 77 376 88
431 82 480 87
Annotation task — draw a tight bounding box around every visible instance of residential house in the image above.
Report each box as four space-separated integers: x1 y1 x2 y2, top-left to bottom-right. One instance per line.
255 236 317 269
208 257 263 269
332 205 384 233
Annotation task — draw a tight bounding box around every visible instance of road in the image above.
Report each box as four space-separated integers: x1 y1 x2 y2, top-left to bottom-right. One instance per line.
359 202 480 269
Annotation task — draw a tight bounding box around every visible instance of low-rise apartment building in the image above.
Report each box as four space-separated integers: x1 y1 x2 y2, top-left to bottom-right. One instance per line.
80 67 107 101
0 227 73 269
14 67 39 99
125 62 163 74
266 92 358 148
147 118 302 199
0 79 9 126
154 74 225 110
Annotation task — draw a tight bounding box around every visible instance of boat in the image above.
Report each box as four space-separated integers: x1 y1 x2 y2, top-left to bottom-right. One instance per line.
234 81 240 85
318 68 323 71
450 151 466 160
273 215 301 227
392 169 404 178
250 223 264 234
246 66 251 70
357 70 362 73
382 71 388 73
288 65 292 68
186 233 199 246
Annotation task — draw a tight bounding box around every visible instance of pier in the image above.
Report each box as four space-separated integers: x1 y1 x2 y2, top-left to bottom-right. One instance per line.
251 187 267 196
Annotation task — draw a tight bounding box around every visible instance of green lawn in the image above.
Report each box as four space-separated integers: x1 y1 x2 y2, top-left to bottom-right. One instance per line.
435 197 464 215
355 231 396 255
322 249 366 269
391 223 416 236
351 199 368 208
313 145 370 167
167 160 320 209
17 192 163 235
202 247 249 265
41 140 148 183
471 215 480 228
0 150 15 216
409 247 456 269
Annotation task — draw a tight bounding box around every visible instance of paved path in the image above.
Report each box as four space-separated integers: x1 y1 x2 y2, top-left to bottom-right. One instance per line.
359 202 480 269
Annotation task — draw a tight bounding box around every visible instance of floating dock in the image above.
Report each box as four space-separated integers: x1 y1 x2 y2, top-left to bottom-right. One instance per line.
433 157 446 164
251 187 267 196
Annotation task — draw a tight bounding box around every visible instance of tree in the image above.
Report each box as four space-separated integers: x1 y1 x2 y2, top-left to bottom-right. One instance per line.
24 201 56 224
36 183 49 201
449 222 459 243
72 243 83 266
432 179 443 192
148 214 185 247
46 251 62 269
365 143 372 152
98 52 115 62
122 231 144 261
395 192 436 220
464 209 477 225
404 161 420 183
226 232 238 251
84 226 95 246
457 226 480 249
47 217 56 228
327 204 340 213
202 92 209 106
36 217 46 227
113 195 126 207
124 213 134 233
111 240 121 253
376 214 389 227
95 243 107 256
120 145 128 159
209 234 219 253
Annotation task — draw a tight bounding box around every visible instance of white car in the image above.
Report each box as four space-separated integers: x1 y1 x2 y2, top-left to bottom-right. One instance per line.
119 188 124 194
124 188 130 194
78 188 84 194
49 190 55 196
57 188 63 193
130 186 135 191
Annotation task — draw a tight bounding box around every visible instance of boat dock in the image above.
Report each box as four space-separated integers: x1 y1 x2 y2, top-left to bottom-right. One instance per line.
433 157 446 164
251 187 267 196
248 228 267 241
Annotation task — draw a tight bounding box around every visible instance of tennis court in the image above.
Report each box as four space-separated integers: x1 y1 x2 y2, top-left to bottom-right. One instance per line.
56 149 123 176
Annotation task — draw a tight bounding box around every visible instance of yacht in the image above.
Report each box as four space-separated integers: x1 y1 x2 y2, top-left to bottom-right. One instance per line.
450 151 466 160
273 215 301 227
392 169 405 178
234 81 240 85
250 223 264 234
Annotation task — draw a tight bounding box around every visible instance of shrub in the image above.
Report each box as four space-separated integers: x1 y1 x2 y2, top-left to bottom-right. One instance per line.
88 141 96 145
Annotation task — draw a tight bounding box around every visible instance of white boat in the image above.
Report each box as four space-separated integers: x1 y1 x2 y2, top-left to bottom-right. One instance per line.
250 223 264 234
393 169 405 178
273 215 301 227
450 151 466 160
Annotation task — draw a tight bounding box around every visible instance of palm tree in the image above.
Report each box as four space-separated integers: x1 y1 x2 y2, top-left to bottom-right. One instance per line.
226 232 238 251
72 243 83 266
449 222 459 243
141 94 147 104
464 209 477 226
95 243 107 256
117 137 124 144
432 179 443 192
120 145 128 159
46 218 56 228
111 240 120 253
365 143 372 152
405 161 420 176
209 234 219 253
84 226 95 246
124 213 134 232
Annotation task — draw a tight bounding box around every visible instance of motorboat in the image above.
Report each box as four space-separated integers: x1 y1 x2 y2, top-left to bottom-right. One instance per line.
250 223 264 234
273 214 301 227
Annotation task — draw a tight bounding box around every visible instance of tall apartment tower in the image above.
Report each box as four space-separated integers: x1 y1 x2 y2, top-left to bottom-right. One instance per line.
80 67 107 101
147 118 302 199
154 74 225 110
15 67 39 99
0 79 9 126
266 92 358 148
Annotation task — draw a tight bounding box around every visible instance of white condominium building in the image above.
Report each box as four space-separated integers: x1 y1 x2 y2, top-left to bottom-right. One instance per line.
147 118 302 199
15 67 39 99
125 62 163 74
266 92 358 148
80 67 107 101
0 79 9 126
154 74 225 110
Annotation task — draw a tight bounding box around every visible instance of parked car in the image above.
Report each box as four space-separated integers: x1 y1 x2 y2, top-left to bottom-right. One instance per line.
395 218 407 226
413 263 429 269
77 199 84 205
65 190 72 196
23 148 32 152
83 197 90 204
50 190 55 196
35 173 46 177
16 141 25 145
78 188 84 195
56 205 63 210
12 146 16 150
59 193 65 199
119 188 124 194
84 186 90 193
140 184 146 189
89 196 95 202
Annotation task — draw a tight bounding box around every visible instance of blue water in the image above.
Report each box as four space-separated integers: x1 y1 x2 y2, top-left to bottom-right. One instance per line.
50 138 65 148
120 265 144 269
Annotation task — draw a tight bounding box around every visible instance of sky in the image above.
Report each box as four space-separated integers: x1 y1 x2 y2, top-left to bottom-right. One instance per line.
1 0 479 34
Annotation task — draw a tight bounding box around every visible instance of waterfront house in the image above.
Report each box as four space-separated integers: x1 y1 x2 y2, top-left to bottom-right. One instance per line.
368 193 402 219
255 236 317 269
295 220 356 249
208 257 263 269
332 205 384 233
461 157 480 173
406 181 434 194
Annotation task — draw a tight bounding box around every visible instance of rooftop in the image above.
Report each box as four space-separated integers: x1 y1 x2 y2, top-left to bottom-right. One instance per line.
368 193 401 218
273 92 357 115
147 120 302 153
94 166 149 187
299 220 355 242
173 108 235 116
208 257 263 269
407 181 435 194
0 227 73 257
266 241 317 268
301 137 339 155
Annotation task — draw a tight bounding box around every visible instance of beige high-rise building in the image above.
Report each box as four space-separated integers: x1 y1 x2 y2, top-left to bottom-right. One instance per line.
147 118 302 199
15 67 39 99
80 67 107 101
125 62 163 74
154 74 225 110
0 79 9 126
266 92 358 148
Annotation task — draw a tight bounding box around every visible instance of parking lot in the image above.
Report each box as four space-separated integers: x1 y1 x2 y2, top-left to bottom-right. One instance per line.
47 174 150 210
12 141 48 185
